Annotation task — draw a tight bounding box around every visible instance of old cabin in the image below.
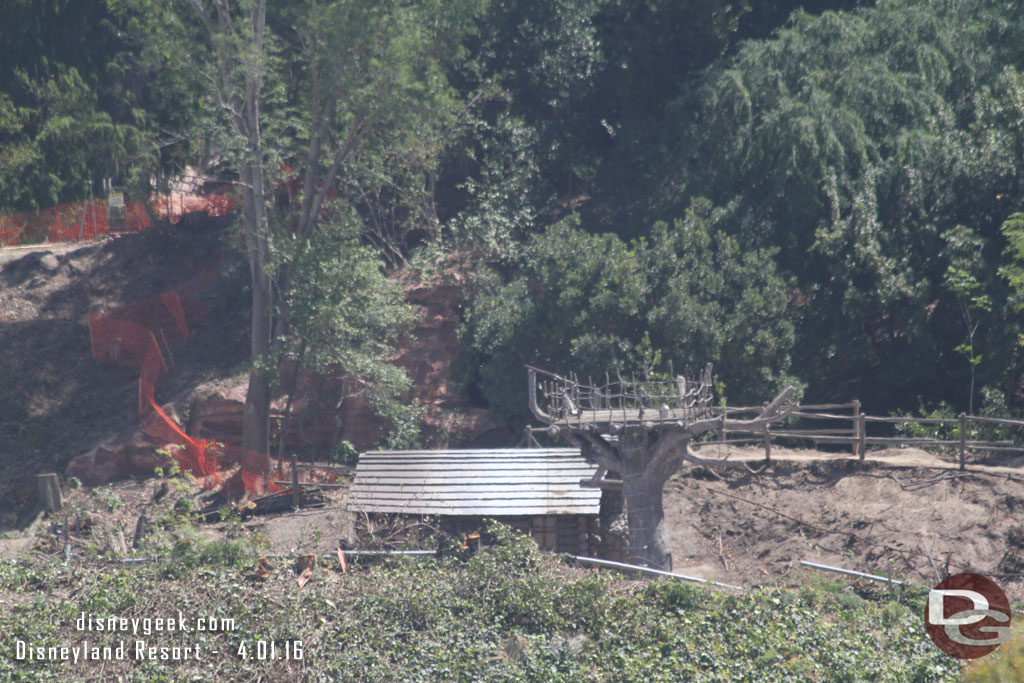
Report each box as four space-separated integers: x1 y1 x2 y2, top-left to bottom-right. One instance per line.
346 448 602 555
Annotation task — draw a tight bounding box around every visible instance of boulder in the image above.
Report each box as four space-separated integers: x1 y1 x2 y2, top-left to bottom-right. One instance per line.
65 430 173 485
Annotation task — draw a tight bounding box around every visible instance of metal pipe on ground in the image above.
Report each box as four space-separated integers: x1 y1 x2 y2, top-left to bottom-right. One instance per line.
340 549 435 556
570 555 744 591
800 560 903 586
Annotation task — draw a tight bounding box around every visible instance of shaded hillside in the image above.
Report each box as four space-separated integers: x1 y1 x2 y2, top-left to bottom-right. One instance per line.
0 215 247 524
0 216 502 521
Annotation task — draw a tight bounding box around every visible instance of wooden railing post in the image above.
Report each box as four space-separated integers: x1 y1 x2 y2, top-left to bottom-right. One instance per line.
959 413 967 471
857 413 867 460
763 427 771 463
851 400 860 458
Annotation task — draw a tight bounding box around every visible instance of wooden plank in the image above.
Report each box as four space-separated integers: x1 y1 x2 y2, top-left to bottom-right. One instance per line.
350 448 602 517
796 402 860 410
356 464 598 475
36 473 63 513
356 460 596 470
765 432 856 442
348 489 601 501
863 416 956 425
353 477 598 489
347 503 600 516
787 412 859 421
347 493 600 505
358 454 590 463
969 415 1024 427
364 447 580 453
362 449 580 459
347 487 598 498
347 490 601 502
347 489 600 502
294 462 355 472
579 478 623 490
356 460 592 470
354 472 596 483
357 461 592 470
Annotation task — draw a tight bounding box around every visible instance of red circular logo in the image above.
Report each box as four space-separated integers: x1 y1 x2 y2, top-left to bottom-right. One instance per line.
924 573 1011 659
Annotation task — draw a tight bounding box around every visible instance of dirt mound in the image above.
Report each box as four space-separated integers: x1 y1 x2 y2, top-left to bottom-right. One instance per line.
664 447 1024 601
0 215 246 526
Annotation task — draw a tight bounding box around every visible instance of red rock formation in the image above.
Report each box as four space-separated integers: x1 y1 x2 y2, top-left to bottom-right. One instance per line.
68 265 500 483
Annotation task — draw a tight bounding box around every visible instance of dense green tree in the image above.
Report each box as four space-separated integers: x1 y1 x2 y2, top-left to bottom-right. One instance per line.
0 0 203 214
638 0 1024 411
457 204 795 428
179 0 486 453
270 209 418 449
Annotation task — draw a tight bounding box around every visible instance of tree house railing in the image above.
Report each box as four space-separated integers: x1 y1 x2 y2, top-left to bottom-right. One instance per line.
527 364 714 429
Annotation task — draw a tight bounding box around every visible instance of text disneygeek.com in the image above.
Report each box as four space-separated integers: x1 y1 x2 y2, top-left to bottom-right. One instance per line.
8 611 304 664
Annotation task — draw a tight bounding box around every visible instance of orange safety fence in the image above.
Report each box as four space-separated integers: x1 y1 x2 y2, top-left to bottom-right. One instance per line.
88 258 288 497
0 193 236 247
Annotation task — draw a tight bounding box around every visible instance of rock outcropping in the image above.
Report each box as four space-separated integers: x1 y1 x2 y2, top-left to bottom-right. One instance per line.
67 266 502 483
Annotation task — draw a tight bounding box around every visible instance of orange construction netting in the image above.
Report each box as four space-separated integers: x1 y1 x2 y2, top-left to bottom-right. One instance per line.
88 259 287 497
0 194 236 247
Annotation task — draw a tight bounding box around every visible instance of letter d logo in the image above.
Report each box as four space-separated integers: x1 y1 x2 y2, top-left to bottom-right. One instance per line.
925 573 1011 659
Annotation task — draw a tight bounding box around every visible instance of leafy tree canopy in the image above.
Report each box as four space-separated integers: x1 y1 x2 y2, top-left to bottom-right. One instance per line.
457 203 796 427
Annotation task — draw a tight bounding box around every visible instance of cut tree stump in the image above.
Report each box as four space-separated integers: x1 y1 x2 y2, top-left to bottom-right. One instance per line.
36 473 63 513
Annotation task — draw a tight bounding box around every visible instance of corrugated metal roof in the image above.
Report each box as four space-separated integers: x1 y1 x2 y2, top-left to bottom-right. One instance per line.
346 448 601 516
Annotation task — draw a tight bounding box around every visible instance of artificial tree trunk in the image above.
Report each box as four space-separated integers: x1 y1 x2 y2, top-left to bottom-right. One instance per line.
623 469 674 569
532 367 795 571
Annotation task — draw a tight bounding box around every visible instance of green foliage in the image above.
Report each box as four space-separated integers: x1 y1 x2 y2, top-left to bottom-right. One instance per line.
166 532 254 577
329 440 358 466
90 486 124 513
942 225 992 414
1001 212 1024 315
458 207 796 426
0 0 196 213
619 0 1024 412
962 621 1024 682
269 211 419 446
441 115 546 261
0 522 961 681
894 401 961 446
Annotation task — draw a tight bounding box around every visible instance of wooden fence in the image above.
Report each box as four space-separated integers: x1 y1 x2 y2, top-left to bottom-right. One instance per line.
710 401 1024 470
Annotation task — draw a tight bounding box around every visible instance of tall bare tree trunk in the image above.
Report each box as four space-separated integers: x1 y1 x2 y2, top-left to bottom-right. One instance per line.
240 161 272 454
238 0 272 456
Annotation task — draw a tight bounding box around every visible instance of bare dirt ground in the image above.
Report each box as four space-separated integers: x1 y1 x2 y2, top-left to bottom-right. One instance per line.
0 221 246 527
666 444 1024 601
0 241 90 266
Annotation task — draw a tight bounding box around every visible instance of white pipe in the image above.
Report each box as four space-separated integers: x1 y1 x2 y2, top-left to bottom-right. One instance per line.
571 555 744 591
341 549 435 556
800 560 903 585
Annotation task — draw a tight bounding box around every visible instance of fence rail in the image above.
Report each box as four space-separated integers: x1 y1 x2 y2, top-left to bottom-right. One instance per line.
712 401 1024 470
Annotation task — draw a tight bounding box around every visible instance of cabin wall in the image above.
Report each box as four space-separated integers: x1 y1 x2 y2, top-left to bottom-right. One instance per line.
439 515 599 556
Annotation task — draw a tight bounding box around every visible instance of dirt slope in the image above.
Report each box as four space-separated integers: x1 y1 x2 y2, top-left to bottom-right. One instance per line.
0 216 245 526
665 445 1024 601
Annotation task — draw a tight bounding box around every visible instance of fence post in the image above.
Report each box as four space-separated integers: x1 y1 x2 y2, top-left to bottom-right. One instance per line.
959 413 967 471
763 427 771 463
851 400 860 457
857 413 867 460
